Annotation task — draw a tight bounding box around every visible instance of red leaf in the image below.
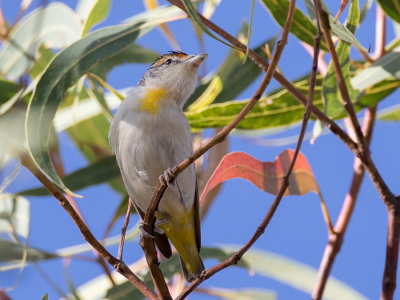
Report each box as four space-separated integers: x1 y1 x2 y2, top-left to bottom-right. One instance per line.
200 149 319 203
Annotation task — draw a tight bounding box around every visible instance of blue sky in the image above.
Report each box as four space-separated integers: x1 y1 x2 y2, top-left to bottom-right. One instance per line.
1 0 400 299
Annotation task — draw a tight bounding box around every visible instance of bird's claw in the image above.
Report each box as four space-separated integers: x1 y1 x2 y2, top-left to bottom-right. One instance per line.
139 225 154 239
159 168 176 189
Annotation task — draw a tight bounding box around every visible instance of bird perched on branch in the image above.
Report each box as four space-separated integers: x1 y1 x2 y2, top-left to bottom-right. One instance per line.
109 51 208 282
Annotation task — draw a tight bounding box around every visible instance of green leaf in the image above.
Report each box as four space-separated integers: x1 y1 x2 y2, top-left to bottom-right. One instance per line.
0 3 81 80
260 0 328 51
89 43 159 80
245 0 256 61
0 194 30 239
377 103 400 120
180 0 240 50
76 0 111 36
184 34 278 110
322 0 361 119
186 75 400 131
18 156 121 196
238 247 368 300
40 294 48 300
0 79 21 105
186 76 323 130
198 287 276 300
25 11 174 196
29 45 54 79
304 0 368 52
351 47 400 91
0 239 57 264
359 0 373 24
86 85 114 122
376 0 400 24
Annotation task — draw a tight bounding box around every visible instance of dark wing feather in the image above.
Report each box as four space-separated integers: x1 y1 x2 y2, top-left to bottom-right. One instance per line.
130 198 172 259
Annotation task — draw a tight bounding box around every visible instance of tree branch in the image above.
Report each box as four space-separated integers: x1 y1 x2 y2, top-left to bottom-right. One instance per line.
312 106 377 300
19 154 158 300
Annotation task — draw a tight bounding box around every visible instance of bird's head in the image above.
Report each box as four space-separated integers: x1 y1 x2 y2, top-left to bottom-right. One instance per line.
138 51 208 106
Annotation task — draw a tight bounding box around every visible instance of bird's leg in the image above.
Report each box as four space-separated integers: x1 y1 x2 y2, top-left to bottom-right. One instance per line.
139 220 155 239
160 168 188 207
118 197 133 262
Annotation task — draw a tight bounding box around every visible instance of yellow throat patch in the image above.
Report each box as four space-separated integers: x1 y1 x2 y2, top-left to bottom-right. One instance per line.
138 88 167 114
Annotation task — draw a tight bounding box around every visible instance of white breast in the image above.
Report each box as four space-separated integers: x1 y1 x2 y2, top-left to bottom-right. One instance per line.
109 87 196 217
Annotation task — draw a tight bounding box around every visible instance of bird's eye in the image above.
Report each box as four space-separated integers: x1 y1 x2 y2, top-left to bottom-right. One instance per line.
165 59 172 65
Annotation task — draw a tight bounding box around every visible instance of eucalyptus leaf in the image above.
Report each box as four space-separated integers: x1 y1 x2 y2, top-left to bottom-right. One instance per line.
0 3 81 80
260 0 328 51
304 0 368 52
376 0 400 24
187 75 400 130
25 10 176 196
29 45 54 79
351 46 400 90
0 239 57 264
199 287 276 300
18 156 121 196
0 194 29 239
322 0 361 119
180 0 240 50
76 0 111 36
377 103 400 120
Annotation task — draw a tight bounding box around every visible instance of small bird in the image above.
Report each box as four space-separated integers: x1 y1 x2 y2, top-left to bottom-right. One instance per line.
109 51 208 282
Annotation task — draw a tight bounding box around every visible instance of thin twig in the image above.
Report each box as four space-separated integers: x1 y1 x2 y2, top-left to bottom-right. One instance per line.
19 154 158 300
312 107 377 300
175 3 321 299
34 262 69 299
140 1 298 299
0 288 11 300
118 197 133 261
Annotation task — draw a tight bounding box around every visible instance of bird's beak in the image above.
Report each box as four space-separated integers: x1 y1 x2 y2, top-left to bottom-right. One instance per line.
187 53 208 67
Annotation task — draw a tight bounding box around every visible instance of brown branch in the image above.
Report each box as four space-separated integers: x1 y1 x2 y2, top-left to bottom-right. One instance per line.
334 0 350 24
382 202 400 300
0 288 12 300
19 154 158 300
312 106 376 300
166 0 358 156
175 4 321 299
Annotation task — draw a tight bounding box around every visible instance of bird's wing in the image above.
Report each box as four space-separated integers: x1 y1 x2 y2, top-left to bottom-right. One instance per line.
130 197 172 259
194 177 201 252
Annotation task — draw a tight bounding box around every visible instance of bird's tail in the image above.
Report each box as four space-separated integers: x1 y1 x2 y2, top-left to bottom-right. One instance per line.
179 254 204 282
159 215 204 282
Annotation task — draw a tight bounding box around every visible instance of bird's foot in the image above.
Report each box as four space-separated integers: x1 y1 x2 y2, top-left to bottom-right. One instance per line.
139 221 154 239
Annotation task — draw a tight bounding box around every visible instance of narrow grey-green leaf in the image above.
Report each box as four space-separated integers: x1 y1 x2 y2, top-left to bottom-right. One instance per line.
351 46 400 90
359 0 373 24
377 103 400 120
198 287 276 300
187 75 400 130
181 0 240 50
40 294 48 300
89 43 159 80
322 0 361 118
76 0 111 36
245 0 256 60
237 247 368 300
0 239 57 264
0 194 30 239
29 45 54 79
18 156 120 196
0 3 81 80
0 80 21 105
376 0 400 24
261 0 328 51
25 11 174 195
304 0 368 52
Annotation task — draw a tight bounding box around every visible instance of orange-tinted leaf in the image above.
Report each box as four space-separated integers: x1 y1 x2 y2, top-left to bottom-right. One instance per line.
200 149 319 203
